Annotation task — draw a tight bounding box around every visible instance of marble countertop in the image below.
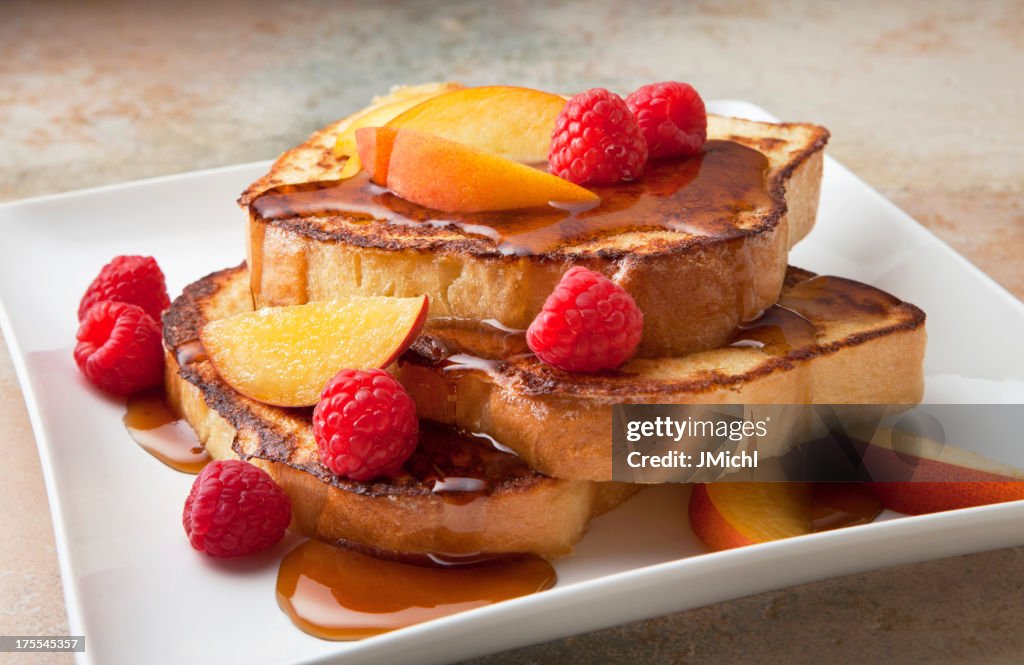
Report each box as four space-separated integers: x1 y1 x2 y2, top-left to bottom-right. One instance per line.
1 1 1021 663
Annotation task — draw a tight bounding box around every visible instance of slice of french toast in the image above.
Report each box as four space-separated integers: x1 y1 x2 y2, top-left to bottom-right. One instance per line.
163 264 638 559
397 267 927 481
240 84 829 357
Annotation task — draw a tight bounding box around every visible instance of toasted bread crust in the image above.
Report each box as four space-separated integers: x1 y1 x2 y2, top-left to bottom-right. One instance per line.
163 264 638 558
246 120 827 259
242 86 829 357
397 267 927 481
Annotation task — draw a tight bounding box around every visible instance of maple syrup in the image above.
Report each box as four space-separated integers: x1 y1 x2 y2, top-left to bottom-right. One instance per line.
400 270 908 401
427 317 529 359
423 303 821 366
250 140 772 256
123 388 210 474
276 539 556 640
173 340 208 367
729 305 817 355
390 424 540 529
726 272 908 358
808 482 883 531
777 273 908 338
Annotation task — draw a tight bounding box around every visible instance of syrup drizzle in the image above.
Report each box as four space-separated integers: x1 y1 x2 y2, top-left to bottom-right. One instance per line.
425 317 530 362
728 305 817 356
174 340 208 367
399 423 536 491
809 482 883 531
404 271 905 385
123 388 210 474
251 140 772 256
276 540 556 640
470 430 520 456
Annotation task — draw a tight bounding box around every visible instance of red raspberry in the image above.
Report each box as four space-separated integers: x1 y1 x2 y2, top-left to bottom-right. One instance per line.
182 459 291 558
548 88 648 185
74 301 164 395
526 267 643 372
625 81 707 158
78 255 170 322
312 368 418 481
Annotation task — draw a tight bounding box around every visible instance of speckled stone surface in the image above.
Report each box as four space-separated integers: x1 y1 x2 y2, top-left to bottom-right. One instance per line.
0 1 1021 664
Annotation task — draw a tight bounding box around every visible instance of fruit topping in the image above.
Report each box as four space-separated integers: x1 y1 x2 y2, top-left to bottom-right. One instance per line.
183 459 291 558
333 83 461 177
526 266 643 372
868 481 1024 515
861 428 1024 514
385 86 567 163
689 482 882 552
548 88 648 185
689 482 810 551
313 368 418 481
74 300 164 395
78 255 170 322
356 127 597 213
200 295 428 408
354 125 397 184
625 81 707 158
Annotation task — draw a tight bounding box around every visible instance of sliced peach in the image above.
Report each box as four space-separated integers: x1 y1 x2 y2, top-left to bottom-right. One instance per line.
689 483 810 551
333 82 463 177
868 482 1024 515
689 483 882 552
356 126 397 185
385 86 567 162
860 427 1024 514
355 127 597 213
200 295 428 407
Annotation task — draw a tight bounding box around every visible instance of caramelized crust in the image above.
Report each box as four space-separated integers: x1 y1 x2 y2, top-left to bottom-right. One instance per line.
163 265 638 558
241 84 829 357
397 267 927 481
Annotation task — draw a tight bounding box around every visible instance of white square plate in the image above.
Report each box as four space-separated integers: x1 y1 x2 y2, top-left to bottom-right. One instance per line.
1 101 1023 665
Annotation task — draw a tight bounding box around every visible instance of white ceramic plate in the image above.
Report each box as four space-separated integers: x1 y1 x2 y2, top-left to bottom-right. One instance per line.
1 101 1023 665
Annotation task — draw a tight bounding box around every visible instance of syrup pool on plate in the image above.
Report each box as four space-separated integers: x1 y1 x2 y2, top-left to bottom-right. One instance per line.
809 482 883 531
123 388 211 474
276 539 556 640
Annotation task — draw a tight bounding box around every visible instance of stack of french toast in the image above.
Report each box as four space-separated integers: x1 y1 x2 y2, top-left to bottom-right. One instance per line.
162 82 926 559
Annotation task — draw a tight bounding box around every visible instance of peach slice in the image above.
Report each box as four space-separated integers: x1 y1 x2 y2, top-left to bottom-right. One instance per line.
356 125 397 185
860 427 1024 514
868 481 1024 515
200 295 428 407
355 127 597 213
333 82 463 177
689 483 811 551
689 483 882 552
385 86 567 163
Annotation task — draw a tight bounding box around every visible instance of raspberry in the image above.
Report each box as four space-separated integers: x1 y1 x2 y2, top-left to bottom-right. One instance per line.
74 301 164 395
625 81 707 159
78 255 170 322
182 459 291 558
312 368 418 481
526 267 643 372
548 88 648 186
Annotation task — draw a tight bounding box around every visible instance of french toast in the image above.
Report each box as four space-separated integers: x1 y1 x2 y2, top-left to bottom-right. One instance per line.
163 264 638 558
398 267 927 481
240 84 829 357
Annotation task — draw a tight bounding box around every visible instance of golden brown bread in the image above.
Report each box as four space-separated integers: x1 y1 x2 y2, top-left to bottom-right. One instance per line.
162 264 638 559
398 267 927 481
240 84 829 357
